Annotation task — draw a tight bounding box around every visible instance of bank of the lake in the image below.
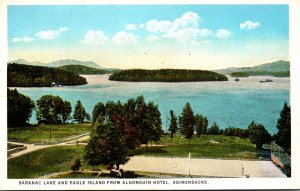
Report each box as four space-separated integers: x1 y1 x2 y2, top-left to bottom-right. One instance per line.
16 74 289 134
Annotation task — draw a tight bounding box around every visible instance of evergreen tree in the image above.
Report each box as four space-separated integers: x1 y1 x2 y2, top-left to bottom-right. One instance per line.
207 122 220 135
73 100 87 123
248 121 271 149
194 114 204 137
275 103 291 152
62 101 72 123
168 110 178 139
202 117 208 134
179 102 195 143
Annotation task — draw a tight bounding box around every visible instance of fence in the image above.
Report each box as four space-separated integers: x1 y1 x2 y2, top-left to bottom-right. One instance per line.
270 142 291 176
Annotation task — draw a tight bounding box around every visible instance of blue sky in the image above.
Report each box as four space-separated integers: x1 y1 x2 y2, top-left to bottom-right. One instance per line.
8 5 288 69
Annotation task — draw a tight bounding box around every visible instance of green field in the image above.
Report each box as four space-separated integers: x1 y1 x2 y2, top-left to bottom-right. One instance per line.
7 145 98 178
8 124 91 143
134 135 259 159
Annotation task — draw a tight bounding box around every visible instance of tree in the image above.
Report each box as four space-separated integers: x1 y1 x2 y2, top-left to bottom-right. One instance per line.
61 101 72 123
84 119 131 172
73 100 87 123
202 117 208 134
179 102 195 143
275 103 291 152
71 159 81 173
248 121 271 149
7 89 35 127
36 95 67 124
207 122 220 135
168 110 178 139
92 102 106 124
194 114 204 137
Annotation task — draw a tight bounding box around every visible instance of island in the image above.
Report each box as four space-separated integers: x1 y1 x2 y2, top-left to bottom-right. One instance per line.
58 65 121 75
109 69 228 82
8 63 87 87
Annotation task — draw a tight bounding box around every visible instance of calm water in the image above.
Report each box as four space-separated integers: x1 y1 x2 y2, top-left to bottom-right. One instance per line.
16 75 290 135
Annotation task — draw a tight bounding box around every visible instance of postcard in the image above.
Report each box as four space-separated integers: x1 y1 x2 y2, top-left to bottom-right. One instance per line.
1 0 300 190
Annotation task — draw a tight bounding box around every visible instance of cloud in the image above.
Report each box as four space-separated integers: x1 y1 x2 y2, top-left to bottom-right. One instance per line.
112 31 139 45
215 29 231 39
146 35 159 42
35 27 69 40
240 20 260 30
125 24 138 31
12 36 33 43
81 30 109 45
144 12 210 44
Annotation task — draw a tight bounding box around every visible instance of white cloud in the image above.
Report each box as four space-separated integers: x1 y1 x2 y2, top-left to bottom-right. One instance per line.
144 12 210 44
35 27 69 40
215 29 231 39
146 35 159 42
112 31 139 45
12 36 33 43
125 24 138 31
240 20 260 30
81 30 109 45
139 24 145 29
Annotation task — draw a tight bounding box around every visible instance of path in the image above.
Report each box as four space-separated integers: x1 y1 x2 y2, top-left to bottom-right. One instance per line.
8 133 89 159
120 156 286 178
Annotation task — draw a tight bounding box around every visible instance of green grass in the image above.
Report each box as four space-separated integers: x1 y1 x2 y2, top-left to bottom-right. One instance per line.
134 135 259 159
7 143 24 150
7 145 98 179
8 124 91 143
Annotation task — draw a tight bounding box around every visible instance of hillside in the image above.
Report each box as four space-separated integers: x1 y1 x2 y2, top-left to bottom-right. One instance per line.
47 59 102 69
8 63 87 87
214 60 290 76
58 65 120 75
109 69 228 82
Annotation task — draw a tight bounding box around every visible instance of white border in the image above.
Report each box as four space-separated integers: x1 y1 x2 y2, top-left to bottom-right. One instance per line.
1 0 300 190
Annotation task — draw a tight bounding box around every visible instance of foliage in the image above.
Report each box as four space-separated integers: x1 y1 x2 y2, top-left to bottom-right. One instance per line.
230 72 250 77
7 89 35 127
247 121 271 149
168 110 178 139
194 114 208 137
223 127 249 138
71 159 81 172
84 120 131 171
207 122 220 135
109 69 228 82
179 102 195 142
58 64 120 75
73 100 88 123
8 63 87 87
36 95 72 124
275 103 291 153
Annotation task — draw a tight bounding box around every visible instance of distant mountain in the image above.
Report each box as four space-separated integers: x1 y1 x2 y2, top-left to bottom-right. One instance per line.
47 59 102 69
214 60 290 75
9 59 46 66
58 65 120 75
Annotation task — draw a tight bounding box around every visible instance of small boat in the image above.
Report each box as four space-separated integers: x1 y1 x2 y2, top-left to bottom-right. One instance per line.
259 79 273 83
235 78 240 81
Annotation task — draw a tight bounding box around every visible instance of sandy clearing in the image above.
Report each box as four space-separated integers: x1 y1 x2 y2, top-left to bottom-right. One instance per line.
121 156 286 178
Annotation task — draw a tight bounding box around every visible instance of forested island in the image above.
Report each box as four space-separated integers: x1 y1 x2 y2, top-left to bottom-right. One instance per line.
109 69 228 82
230 71 289 77
8 63 87 87
58 65 120 75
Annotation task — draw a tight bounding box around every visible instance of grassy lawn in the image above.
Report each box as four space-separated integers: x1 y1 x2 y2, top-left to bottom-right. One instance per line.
7 143 24 150
134 134 259 160
7 145 99 179
8 124 91 143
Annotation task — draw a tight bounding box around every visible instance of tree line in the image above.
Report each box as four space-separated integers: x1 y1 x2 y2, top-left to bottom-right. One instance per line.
8 63 87 87
109 69 228 82
8 89 89 126
230 71 290 78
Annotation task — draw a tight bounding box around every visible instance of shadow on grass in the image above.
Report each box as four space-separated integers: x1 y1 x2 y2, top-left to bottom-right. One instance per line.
132 146 167 155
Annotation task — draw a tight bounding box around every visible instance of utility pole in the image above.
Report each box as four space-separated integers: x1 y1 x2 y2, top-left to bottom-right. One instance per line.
189 152 191 175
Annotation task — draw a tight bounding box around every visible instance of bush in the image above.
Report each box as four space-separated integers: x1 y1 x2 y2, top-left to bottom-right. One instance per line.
71 159 81 172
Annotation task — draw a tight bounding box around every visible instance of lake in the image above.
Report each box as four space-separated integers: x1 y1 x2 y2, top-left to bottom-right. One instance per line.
16 75 290 135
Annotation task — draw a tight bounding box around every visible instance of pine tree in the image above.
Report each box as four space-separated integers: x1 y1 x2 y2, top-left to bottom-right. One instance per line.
73 100 86 123
275 103 291 153
168 110 178 139
194 114 204 137
179 102 195 143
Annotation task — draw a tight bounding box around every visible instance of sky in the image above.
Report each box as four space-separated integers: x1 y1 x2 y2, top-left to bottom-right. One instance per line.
8 5 289 70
